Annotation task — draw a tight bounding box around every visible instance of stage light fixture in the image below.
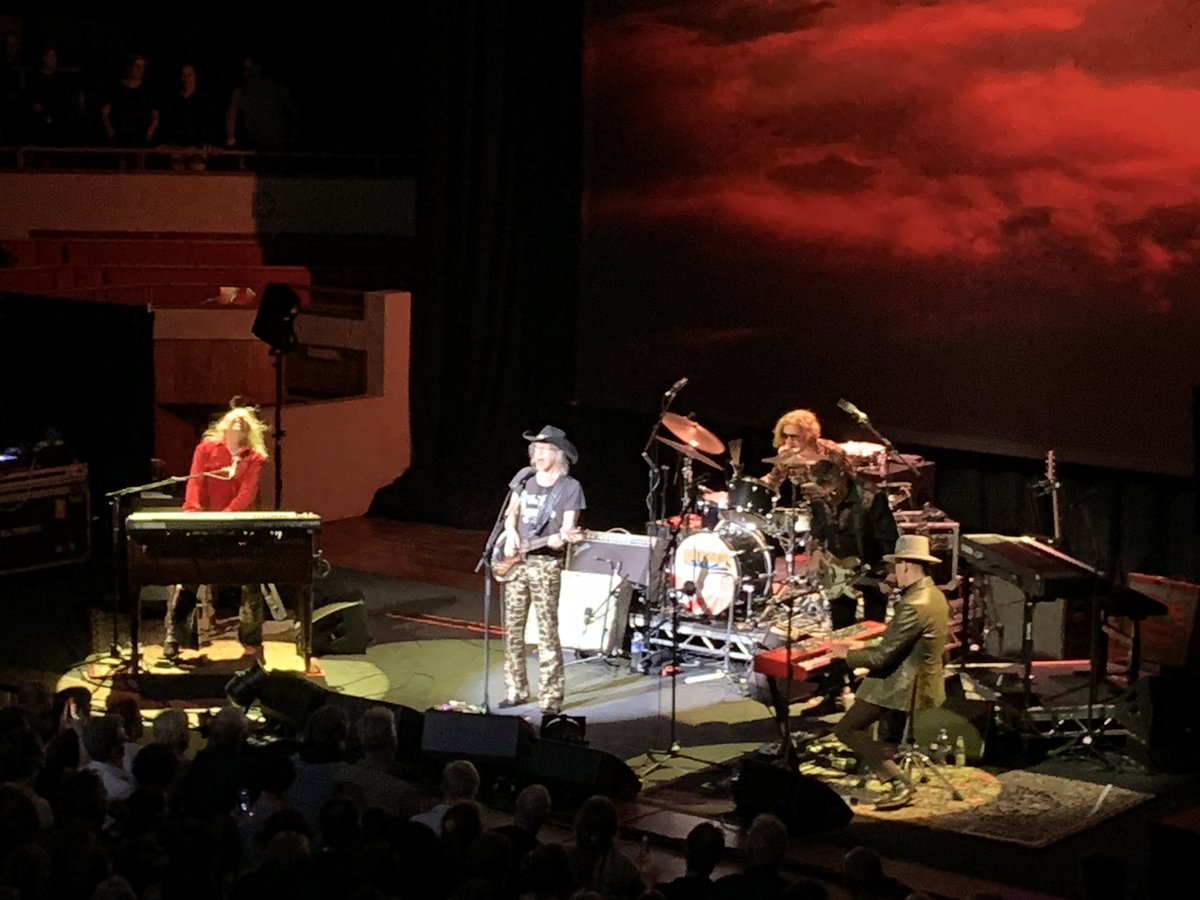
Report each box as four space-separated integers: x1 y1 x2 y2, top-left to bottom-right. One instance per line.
540 713 587 745
225 661 268 708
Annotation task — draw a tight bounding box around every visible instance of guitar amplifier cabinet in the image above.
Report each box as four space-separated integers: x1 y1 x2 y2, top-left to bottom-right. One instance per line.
0 463 90 575
894 510 959 590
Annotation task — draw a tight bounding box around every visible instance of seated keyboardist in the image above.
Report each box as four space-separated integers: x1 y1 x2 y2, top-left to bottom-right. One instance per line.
162 405 269 663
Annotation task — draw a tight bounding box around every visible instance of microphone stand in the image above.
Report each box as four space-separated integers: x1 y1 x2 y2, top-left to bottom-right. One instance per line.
839 404 920 483
103 466 235 669
639 582 727 777
475 485 518 714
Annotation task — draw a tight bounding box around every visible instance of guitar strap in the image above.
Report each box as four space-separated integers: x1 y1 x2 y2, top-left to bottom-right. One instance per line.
530 476 568 537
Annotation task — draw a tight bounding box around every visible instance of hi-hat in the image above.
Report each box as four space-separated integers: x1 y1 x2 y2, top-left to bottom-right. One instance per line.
660 412 724 454
655 435 722 470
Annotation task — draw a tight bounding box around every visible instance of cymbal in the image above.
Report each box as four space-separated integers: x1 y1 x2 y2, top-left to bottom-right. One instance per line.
655 435 722 470
660 412 724 454
762 448 824 466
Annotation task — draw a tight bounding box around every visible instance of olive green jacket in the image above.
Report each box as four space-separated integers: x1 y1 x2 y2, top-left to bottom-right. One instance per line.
846 575 948 712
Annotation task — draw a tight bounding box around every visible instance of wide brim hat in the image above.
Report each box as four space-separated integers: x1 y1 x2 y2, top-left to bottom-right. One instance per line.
523 425 578 464
882 534 941 564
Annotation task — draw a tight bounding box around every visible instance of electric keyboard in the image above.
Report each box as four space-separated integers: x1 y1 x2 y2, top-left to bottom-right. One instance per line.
959 533 1100 599
752 620 888 681
124 509 322 673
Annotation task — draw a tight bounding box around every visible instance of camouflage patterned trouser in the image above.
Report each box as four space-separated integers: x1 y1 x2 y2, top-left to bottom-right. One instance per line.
164 584 264 648
502 555 564 710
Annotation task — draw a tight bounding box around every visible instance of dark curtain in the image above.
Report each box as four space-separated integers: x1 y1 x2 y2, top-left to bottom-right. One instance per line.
0 293 156 553
371 1 583 528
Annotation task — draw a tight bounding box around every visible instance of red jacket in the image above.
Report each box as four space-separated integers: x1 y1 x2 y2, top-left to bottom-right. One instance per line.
182 440 265 512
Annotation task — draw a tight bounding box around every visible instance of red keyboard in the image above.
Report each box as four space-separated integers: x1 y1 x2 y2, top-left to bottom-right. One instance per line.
753 620 888 681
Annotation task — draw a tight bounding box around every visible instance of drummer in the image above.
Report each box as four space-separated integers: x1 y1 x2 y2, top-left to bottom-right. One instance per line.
760 408 853 496
700 407 850 510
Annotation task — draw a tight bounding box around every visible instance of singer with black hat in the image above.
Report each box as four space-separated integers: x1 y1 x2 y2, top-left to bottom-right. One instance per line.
496 425 586 716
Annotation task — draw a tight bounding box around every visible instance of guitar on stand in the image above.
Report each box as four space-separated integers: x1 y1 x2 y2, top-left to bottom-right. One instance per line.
1035 450 1116 764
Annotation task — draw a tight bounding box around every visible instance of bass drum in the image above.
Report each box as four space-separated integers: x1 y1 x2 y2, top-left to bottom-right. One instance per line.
672 529 772 617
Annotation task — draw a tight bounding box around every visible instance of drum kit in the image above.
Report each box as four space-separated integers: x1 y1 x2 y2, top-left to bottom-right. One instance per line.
651 412 836 636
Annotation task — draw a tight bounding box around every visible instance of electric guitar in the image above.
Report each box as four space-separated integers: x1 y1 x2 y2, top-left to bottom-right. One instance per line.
1046 450 1063 546
492 528 582 582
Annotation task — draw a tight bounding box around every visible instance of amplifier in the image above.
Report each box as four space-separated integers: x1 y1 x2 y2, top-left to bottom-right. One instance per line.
0 463 90 576
523 570 631 654
568 529 656 587
894 510 959 589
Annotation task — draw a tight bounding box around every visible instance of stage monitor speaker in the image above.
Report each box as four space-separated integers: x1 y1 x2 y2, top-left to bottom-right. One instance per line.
733 758 853 835
517 738 641 805
252 283 301 352
983 575 1090 660
1113 674 1200 772
421 710 534 766
311 599 370 655
523 570 630 654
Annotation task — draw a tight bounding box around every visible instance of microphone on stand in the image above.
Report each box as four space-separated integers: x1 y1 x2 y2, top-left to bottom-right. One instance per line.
837 398 869 423
663 377 689 399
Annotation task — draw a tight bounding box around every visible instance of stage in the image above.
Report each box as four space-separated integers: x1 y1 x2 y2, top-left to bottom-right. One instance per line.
6 516 1198 899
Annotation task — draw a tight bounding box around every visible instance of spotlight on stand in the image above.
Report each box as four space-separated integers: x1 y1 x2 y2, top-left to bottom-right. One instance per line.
224 663 328 734
540 713 587 745
225 662 269 708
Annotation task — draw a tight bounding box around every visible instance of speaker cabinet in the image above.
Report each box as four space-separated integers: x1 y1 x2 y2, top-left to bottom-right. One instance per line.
1114 674 1200 772
733 758 853 834
312 599 371 655
517 738 641 805
420 710 534 766
983 575 1090 660
252 283 301 351
522 570 630 654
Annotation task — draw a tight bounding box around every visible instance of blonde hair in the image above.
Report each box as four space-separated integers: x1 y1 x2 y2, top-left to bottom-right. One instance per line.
203 405 270 459
772 409 821 449
528 441 570 476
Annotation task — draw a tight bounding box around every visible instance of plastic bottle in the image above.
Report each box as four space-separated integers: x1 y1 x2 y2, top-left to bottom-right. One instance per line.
954 734 967 767
630 631 644 672
935 727 950 764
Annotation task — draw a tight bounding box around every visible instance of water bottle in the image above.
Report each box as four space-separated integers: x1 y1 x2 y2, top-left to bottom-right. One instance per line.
630 630 644 672
954 734 967 767
931 729 950 763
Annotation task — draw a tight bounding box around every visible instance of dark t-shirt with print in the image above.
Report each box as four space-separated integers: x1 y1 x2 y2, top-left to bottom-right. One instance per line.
514 474 585 551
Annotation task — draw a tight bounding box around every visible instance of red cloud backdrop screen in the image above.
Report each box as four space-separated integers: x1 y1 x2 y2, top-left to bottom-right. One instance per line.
578 0 1200 475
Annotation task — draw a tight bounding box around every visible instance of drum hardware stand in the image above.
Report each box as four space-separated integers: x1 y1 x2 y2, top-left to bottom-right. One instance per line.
639 582 730 778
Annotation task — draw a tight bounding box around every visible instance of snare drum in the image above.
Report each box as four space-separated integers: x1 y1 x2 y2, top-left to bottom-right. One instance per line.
721 477 778 531
672 529 772 617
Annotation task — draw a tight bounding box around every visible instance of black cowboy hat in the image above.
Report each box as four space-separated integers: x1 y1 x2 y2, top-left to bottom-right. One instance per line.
522 425 578 464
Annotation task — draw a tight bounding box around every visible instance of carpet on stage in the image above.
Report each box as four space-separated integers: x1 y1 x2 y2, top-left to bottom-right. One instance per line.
641 757 1152 849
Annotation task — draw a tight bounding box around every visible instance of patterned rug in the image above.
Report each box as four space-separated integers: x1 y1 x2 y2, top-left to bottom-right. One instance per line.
640 756 1152 849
